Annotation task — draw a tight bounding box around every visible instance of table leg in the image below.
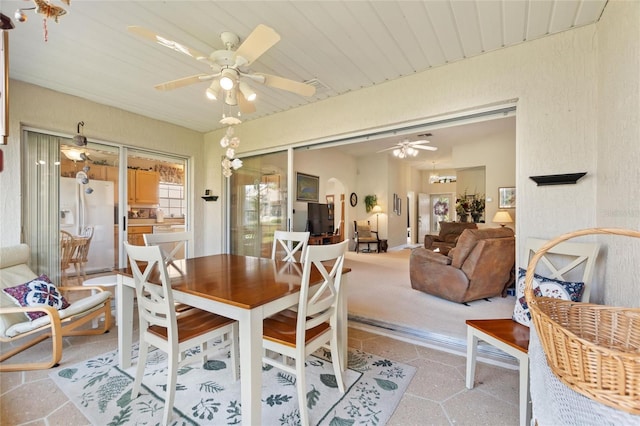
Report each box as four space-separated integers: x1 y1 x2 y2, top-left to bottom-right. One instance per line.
117 276 135 369
238 307 264 425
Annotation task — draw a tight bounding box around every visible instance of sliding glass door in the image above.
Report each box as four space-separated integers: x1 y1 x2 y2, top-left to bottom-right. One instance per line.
229 150 288 257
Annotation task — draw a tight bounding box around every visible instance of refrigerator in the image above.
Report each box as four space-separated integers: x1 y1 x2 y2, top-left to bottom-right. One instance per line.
60 177 115 274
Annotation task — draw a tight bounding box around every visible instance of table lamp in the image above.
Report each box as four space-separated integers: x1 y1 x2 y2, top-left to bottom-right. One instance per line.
492 211 513 227
372 204 383 232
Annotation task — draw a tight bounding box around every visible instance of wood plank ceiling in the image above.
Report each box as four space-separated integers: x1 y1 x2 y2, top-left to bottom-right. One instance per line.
4 1 606 133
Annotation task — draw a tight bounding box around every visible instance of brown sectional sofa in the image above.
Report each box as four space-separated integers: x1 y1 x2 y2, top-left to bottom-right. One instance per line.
411 227 515 303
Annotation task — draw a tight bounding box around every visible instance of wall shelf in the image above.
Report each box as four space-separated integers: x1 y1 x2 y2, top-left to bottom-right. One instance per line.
529 172 587 186
201 195 218 201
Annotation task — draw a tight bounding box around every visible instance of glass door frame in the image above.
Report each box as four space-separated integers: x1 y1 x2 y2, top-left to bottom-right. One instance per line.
223 147 293 254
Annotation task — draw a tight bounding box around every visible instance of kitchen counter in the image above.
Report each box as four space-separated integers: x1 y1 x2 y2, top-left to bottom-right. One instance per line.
128 218 185 226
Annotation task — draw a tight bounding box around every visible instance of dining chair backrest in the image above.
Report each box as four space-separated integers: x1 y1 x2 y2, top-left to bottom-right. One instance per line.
123 242 176 334
143 231 193 267
297 240 348 337
271 230 310 263
525 238 600 302
75 225 94 263
59 230 75 272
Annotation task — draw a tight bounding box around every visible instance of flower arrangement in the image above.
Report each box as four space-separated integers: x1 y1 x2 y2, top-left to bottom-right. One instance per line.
470 195 485 214
456 192 471 215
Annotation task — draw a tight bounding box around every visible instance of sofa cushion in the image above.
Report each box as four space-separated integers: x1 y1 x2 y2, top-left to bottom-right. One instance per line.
438 221 477 241
3 275 70 321
450 227 514 269
512 267 585 327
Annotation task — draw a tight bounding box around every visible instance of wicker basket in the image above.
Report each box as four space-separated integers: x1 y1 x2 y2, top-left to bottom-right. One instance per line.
524 228 640 415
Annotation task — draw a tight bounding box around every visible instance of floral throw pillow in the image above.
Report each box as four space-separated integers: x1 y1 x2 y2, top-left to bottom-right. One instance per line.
512 268 584 327
2 275 70 321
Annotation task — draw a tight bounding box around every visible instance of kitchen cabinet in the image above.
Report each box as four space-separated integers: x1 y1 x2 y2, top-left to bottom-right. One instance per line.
128 169 159 205
127 226 153 246
87 165 107 181
60 159 78 178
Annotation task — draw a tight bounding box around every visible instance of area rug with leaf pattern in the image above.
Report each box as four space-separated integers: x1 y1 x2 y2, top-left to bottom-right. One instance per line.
50 342 415 425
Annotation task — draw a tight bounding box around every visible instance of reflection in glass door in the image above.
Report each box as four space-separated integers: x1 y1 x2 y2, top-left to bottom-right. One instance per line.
124 150 189 262
229 151 288 257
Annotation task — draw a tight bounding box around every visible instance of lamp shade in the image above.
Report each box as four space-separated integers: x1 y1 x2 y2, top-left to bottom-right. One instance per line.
372 204 383 214
492 211 513 226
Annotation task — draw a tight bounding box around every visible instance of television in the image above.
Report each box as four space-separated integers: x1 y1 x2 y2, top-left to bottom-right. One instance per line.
307 202 334 236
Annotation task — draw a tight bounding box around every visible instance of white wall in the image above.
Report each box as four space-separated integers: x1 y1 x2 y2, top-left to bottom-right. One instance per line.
594 1 640 306
453 126 517 226
205 2 639 305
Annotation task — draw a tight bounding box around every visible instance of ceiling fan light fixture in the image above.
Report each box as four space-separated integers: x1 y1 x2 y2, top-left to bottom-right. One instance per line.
205 79 221 100
219 69 236 90
238 81 256 102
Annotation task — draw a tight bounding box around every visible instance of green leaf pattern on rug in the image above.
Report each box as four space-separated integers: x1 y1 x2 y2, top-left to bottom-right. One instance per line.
346 381 383 425
329 416 356 426
265 393 293 406
307 384 320 409
276 371 297 386
58 367 77 379
373 378 398 391
226 399 241 424
107 405 132 426
50 345 415 426
199 380 225 393
97 375 131 413
320 373 340 388
192 397 221 421
348 350 373 372
203 359 227 371
278 409 301 425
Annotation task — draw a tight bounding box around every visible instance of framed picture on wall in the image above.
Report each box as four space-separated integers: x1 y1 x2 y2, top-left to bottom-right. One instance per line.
296 172 319 202
499 187 516 208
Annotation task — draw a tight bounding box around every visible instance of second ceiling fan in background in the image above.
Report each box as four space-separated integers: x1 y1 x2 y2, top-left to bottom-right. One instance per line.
377 138 438 158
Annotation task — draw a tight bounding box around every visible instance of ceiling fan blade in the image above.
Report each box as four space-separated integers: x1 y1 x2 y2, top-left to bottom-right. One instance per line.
237 90 256 114
376 146 399 153
154 74 213 91
233 24 280 67
413 145 438 151
128 26 207 61
409 139 430 145
257 73 316 97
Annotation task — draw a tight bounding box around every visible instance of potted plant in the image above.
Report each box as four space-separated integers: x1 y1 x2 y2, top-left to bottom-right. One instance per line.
364 195 377 213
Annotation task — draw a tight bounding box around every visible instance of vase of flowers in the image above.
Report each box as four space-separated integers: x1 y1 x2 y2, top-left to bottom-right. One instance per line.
456 193 471 222
470 194 485 223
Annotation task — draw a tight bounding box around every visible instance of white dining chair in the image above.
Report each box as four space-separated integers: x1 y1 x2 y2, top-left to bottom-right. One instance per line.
143 231 193 269
271 230 310 263
262 240 348 426
465 238 599 426
123 242 238 426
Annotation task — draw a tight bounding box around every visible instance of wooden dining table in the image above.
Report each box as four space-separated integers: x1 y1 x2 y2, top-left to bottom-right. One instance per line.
115 254 349 425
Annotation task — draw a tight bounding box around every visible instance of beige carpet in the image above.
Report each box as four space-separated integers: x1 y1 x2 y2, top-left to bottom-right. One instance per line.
345 247 516 360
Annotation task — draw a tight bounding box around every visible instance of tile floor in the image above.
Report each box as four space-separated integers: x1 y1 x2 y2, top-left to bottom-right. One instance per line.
1 322 519 425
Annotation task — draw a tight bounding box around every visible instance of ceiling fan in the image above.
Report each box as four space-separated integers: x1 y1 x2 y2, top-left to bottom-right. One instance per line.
128 24 316 114
377 139 438 158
